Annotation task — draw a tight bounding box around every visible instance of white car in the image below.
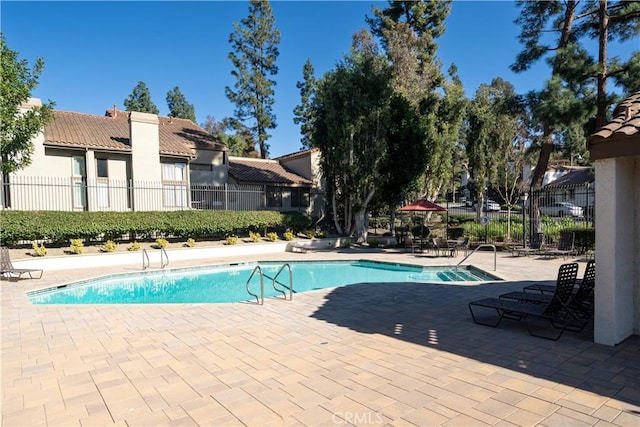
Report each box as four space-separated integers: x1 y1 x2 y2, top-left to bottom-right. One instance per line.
472 199 500 212
539 202 584 217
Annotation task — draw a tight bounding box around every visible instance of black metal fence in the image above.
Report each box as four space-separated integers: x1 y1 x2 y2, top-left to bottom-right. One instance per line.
439 183 594 247
1 176 267 212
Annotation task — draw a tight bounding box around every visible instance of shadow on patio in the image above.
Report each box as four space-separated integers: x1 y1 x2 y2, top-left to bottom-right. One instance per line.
310 279 640 412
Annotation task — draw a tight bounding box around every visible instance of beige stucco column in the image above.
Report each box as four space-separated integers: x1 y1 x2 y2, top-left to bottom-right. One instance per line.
129 112 161 211
594 157 640 345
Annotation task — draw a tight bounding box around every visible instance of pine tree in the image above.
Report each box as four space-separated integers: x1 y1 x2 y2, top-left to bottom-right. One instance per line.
166 86 195 121
293 59 317 150
124 81 159 114
225 0 280 159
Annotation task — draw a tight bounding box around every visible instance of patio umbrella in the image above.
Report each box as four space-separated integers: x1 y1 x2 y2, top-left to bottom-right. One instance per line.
398 199 447 237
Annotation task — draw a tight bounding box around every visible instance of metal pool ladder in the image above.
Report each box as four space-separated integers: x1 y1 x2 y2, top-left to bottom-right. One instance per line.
272 263 293 300
246 265 264 305
142 248 169 270
455 244 497 271
246 263 294 304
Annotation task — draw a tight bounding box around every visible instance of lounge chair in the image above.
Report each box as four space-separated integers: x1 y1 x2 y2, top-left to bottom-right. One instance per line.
543 231 576 260
1 247 44 281
522 260 594 296
512 232 544 257
468 262 580 340
500 260 595 326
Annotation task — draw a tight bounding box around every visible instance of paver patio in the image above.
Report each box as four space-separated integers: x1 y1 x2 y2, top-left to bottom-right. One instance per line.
2 247 639 426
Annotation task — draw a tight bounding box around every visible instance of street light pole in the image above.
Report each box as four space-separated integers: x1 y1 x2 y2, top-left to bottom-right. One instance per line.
521 192 528 247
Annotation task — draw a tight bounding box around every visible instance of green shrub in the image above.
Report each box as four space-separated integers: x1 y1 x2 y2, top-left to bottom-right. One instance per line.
128 241 141 251
281 211 312 233
368 238 381 248
226 235 238 245
266 232 278 242
102 240 117 252
185 238 197 247
305 230 316 239
0 210 286 244
154 238 168 249
283 230 295 241
70 239 84 254
32 242 47 257
341 239 352 248
249 231 261 242
316 230 327 238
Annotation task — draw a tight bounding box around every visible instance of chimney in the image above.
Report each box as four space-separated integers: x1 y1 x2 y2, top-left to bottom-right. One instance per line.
625 105 632 121
113 104 118 117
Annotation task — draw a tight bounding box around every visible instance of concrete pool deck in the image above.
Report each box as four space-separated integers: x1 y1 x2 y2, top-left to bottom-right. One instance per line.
2 246 639 426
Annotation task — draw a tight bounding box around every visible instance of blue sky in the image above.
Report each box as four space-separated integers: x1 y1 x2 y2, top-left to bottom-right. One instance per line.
2 1 636 158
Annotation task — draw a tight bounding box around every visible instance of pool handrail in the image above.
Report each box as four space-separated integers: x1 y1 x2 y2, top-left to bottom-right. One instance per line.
455 244 497 271
160 247 169 269
142 249 150 270
272 263 293 300
246 265 264 305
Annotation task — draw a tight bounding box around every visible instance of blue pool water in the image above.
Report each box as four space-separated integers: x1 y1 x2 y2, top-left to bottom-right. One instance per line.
28 260 500 305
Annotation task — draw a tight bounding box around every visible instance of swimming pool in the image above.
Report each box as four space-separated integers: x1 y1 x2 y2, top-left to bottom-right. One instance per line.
28 260 500 305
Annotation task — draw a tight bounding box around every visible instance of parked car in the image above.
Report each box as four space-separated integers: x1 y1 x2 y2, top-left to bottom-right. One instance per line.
539 202 584 217
472 199 501 212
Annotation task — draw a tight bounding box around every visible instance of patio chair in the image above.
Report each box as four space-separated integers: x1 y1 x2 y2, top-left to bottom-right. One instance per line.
468 262 580 340
453 237 470 257
543 231 576 260
499 260 595 328
512 232 544 257
404 234 422 253
1 247 44 281
431 237 455 257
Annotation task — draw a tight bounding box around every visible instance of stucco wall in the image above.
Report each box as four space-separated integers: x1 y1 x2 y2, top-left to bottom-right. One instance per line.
594 156 639 345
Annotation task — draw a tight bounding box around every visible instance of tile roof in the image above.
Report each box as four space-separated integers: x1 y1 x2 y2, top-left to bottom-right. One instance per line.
588 91 640 160
228 157 312 185
44 110 227 158
544 167 594 188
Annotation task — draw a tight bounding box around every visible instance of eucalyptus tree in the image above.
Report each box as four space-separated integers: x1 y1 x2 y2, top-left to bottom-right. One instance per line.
312 31 393 242
166 86 196 121
201 115 255 157
293 59 317 150
368 0 465 208
226 0 280 159
0 33 55 174
465 78 521 223
124 81 159 114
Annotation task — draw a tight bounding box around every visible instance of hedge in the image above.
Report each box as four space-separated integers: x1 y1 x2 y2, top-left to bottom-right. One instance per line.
0 210 312 245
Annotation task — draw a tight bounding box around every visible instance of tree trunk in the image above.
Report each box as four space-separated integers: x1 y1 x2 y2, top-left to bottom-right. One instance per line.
352 208 368 243
529 124 554 234
596 0 608 130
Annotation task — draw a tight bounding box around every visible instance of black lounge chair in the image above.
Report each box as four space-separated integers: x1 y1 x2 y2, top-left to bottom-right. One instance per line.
1 247 44 281
512 232 544 257
543 231 576 260
500 261 595 326
468 262 580 340
522 260 594 296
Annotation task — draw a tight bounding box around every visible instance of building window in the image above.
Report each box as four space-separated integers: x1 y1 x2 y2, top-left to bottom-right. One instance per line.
291 187 310 208
96 159 109 208
72 156 86 210
162 162 187 207
267 186 282 207
97 159 108 178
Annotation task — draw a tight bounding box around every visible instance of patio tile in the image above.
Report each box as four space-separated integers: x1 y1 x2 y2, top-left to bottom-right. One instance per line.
3 250 639 427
